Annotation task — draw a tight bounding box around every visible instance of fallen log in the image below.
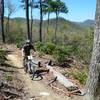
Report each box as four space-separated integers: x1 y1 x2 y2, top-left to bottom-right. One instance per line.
46 64 78 88
28 58 83 95
45 64 86 96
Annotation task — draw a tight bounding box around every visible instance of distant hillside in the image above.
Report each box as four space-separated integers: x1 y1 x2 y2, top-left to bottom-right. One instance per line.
82 19 94 27
43 17 90 34
5 17 94 42
10 17 94 31
75 19 94 27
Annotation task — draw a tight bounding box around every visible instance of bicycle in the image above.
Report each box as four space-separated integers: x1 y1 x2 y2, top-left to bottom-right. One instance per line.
23 55 43 80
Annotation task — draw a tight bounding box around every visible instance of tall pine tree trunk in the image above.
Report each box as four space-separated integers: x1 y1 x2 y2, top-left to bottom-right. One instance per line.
47 12 50 34
30 2 33 42
45 12 50 42
84 0 100 100
0 0 2 41
6 14 10 33
0 0 5 43
39 0 43 42
25 0 31 40
54 12 58 44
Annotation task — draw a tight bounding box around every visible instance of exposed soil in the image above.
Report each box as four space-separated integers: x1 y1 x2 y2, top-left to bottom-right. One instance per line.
0 45 84 100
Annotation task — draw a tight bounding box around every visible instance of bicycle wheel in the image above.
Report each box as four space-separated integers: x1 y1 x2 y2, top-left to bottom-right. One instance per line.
23 59 28 73
31 70 43 81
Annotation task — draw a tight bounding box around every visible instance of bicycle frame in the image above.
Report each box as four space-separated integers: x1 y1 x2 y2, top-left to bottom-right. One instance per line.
27 55 37 74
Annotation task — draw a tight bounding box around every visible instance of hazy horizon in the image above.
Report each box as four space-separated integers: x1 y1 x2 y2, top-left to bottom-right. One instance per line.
4 0 96 22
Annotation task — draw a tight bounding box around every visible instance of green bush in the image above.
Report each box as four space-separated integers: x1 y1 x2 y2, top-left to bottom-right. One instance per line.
0 50 6 65
53 45 73 65
35 42 44 52
76 45 92 64
4 74 12 81
35 42 56 54
63 32 93 64
42 42 56 54
73 71 87 84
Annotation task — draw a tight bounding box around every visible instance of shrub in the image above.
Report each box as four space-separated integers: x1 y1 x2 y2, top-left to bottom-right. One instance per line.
53 45 73 65
42 42 56 54
4 74 12 81
76 45 92 64
73 71 87 84
35 42 56 54
0 50 6 65
35 42 44 52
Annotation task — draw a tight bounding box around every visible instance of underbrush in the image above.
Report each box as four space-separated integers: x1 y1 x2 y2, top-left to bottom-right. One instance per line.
35 42 73 66
73 71 87 84
35 29 93 65
53 45 73 66
4 73 13 81
0 50 6 65
65 70 87 84
35 42 56 54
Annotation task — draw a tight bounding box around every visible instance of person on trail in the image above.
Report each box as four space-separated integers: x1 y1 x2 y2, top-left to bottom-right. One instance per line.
21 39 36 60
21 39 36 74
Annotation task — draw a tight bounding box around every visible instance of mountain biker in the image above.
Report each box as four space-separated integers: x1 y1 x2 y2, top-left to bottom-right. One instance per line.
21 39 36 61
21 40 42 79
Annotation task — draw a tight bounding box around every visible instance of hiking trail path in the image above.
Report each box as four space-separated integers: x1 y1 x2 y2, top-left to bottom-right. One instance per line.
7 45 83 100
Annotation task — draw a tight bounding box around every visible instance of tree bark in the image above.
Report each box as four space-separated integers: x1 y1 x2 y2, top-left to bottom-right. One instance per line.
47 12 50 34
39 0 43 42
30 0 33 43
54 12 59 44
0 0 2 41
85 0 100 100
0 0 5 43
25 0 31 40
6 14 10 33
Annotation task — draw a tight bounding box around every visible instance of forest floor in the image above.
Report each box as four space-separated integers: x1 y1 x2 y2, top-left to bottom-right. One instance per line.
0 44 84 100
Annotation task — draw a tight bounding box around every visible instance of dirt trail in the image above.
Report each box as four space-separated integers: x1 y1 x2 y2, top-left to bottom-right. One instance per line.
7 47 83 100
7 53 68 100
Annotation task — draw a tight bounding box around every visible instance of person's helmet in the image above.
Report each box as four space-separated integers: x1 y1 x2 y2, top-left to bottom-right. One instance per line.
25 39 30 43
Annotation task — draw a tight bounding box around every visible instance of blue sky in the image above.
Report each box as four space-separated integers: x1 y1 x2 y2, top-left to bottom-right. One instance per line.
5 0 96 22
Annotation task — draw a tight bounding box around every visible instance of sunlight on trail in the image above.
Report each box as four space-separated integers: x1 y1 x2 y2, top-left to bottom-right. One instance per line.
7 53 83 100
7 54 68 100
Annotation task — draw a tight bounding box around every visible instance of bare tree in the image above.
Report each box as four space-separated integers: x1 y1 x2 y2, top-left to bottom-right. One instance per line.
5 0 16 33
21 0 31 41
39 0 43 42
0 0 5 43
25 0 31 41
84 0 100 100
0 0 2 42
30 0 34 42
